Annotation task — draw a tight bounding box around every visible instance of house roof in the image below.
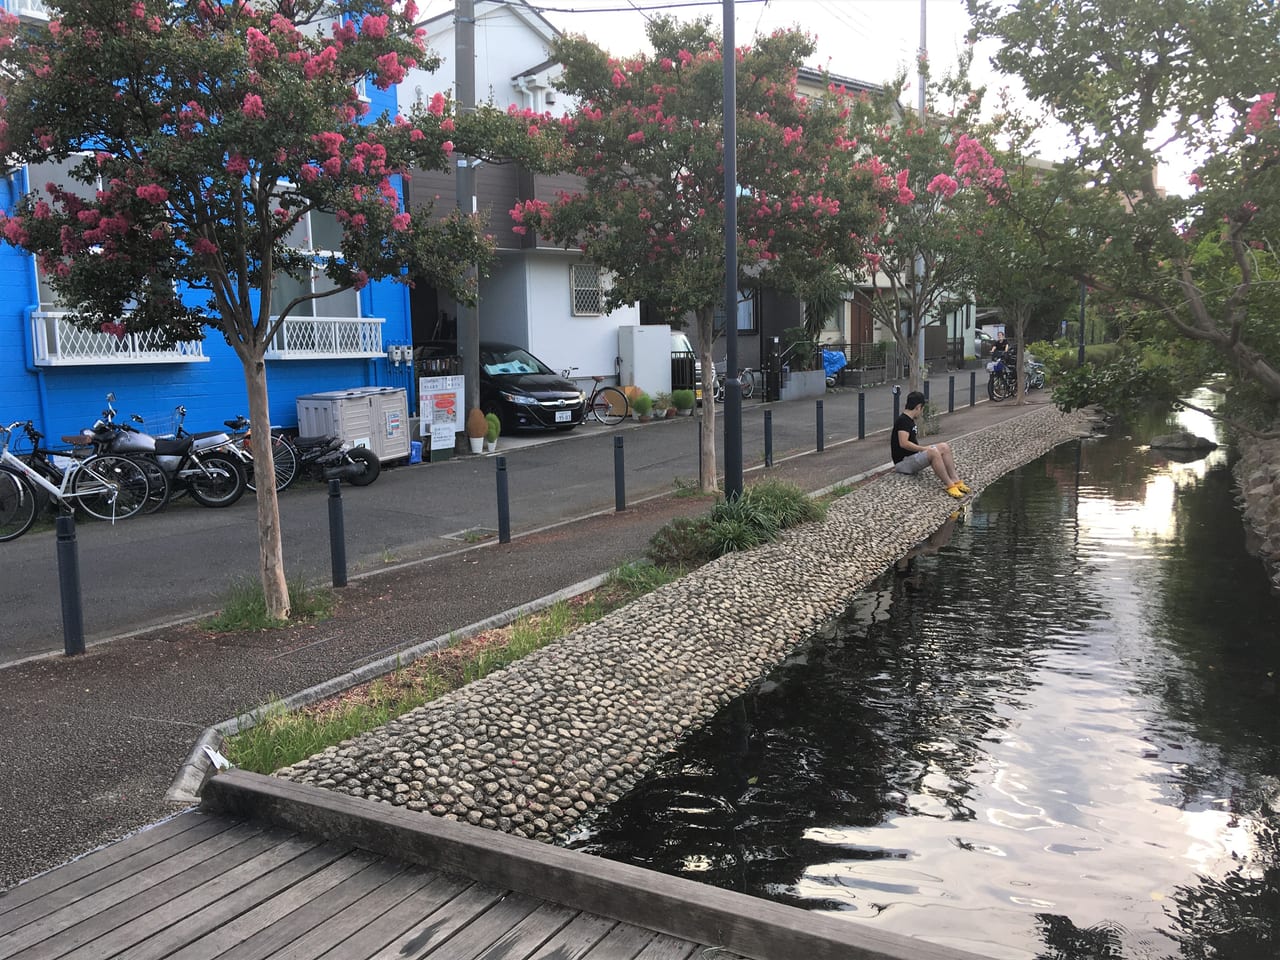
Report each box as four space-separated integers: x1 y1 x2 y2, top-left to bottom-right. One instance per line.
418 0 561 43
796 66 881 97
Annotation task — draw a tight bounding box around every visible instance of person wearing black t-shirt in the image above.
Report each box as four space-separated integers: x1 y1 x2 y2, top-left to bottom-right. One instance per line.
991 330 1009 358
890 390 970 499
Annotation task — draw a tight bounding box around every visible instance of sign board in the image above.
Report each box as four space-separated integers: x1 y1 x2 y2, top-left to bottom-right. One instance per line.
419 375 464 452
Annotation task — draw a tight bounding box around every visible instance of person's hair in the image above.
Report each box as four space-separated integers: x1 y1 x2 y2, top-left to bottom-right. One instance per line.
905 390 926 410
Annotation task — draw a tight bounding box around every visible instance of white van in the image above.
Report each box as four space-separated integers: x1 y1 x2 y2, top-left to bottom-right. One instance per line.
671 330 702 399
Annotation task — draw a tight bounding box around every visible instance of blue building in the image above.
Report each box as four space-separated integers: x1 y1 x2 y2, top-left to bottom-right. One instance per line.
0 1 415 443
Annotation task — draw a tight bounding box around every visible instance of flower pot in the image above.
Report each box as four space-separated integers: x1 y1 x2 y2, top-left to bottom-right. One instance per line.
468 436 484 454
485 439 497 453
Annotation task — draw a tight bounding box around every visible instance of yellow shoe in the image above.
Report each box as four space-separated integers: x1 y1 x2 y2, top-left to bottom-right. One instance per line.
957 481 972 494
946 484 964 499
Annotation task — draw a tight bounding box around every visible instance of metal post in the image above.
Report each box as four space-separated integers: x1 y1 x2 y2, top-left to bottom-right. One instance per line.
948 375 955 413
327 478 347 588
613 435 626 511
923 378 930 402
496 456 511 543
698 420 703 482
893 384 901 424
970 370 976 407
1077 279 1087 367
816 399 824 453
55 513 84 656
764 409 773 467
858 391 865 440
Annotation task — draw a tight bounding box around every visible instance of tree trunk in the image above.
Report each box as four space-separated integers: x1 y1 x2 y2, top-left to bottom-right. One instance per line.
696 306 718 493
241 354 291 620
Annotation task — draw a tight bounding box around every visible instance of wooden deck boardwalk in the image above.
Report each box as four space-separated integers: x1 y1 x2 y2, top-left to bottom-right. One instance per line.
0 772 984 960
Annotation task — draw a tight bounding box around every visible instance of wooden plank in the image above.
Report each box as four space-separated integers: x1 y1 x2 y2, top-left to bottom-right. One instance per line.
524 912 618 960
203 772 991 960
0 817 245 951
415 892 540 959
264 865 434 960
631 935 696 960
473 901 576 960
580 923 658 960
90 838 352 960
164 850 380 960
0 823 271 960
363 884 508 960
0 812 219 918
16 830 309 960
315 873 472 960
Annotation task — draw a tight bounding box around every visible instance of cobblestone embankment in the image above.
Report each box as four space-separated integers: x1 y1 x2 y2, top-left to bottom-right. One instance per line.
1235 430 1280 590
280 406 1088 839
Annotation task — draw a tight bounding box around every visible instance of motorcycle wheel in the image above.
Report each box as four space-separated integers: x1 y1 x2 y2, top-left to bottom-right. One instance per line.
186 452 246 507
345 446 381 486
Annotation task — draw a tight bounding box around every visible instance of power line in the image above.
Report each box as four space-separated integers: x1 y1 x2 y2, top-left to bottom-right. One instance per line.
524 0 766 13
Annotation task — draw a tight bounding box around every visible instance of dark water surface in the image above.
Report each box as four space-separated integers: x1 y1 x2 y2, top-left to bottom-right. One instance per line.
565 392 1280 959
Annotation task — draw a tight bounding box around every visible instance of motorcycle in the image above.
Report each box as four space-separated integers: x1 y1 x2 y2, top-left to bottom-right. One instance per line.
85 395 247 509
220 415 381 487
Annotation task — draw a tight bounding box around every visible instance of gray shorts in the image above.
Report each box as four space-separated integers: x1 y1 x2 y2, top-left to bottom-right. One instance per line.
895 450 931 475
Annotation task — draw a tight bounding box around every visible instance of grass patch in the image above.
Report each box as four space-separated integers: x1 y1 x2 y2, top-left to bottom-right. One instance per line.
646 479 825 569
202 577 334 632
224 561 679 773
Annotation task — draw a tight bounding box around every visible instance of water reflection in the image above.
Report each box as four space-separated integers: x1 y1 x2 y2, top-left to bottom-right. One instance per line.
565 394 1280 959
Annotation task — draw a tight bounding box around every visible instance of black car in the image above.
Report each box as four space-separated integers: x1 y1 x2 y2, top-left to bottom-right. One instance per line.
417 341 585 433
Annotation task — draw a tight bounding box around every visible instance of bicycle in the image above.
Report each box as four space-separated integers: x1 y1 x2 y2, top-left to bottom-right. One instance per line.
207 412 299 493
712 363 758 402
0 420 150 541
561 368 629 426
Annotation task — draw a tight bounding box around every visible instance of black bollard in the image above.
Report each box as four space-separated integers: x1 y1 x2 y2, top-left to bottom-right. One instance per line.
893 384 901 423
327 478 347 587
55 513 84 656
698 420 703 481
858 391 865 439
496 456 511 543
948 375 955 413
970 370 976 407
764 409 773 467
614 435 626 512
924 379 931 402
816 399 824 453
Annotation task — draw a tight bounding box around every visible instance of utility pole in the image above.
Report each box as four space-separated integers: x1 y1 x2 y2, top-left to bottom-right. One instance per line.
722 0 742 498
914 0 927 388
455 0 479 414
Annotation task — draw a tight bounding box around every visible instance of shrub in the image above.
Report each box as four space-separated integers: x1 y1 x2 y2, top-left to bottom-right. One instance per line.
645 515 719 568
781 326 819 370
671 388 696 410
484 412 501 442
632 392 653 417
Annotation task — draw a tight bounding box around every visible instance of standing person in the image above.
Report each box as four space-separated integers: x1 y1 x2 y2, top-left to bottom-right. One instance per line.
890 391 970 499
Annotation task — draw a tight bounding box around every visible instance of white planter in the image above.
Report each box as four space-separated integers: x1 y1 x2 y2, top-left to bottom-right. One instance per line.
485 439 497 453
468 436 484 454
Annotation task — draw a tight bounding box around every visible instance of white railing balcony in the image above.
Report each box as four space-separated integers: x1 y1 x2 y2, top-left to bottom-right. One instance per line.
31 311 208 365
264 315 385 359
4 0 50 20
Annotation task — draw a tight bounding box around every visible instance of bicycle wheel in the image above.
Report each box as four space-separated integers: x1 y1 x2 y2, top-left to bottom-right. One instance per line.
740 370 755 400
591 386 628 426
243 434 297 493
71 454 148 521
0 470 39 542
712 376 726 403
988 372 1013 402
132 454 171 514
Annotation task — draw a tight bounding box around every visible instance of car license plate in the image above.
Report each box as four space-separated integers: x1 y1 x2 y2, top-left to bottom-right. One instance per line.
555 410 571 423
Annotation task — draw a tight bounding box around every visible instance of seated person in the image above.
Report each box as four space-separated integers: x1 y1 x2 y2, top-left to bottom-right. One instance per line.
890 391 971 499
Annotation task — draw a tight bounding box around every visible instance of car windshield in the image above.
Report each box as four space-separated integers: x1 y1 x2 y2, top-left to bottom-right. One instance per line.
481 346 553 377
671 332 695 354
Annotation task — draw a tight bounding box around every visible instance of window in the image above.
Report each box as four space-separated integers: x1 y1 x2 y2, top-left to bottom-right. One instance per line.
713 291 758 335
571 263 605 316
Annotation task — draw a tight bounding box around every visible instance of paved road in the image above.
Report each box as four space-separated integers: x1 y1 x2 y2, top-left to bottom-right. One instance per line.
1 375 988 663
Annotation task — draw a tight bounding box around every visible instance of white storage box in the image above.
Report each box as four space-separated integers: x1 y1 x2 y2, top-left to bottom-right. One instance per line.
295 387 410 462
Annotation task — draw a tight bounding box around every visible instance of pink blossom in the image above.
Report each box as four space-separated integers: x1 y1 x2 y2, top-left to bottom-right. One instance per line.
440 118 455 133
224 153 249 176
627 131 645 144
409 129 424 141
353 270 370 290
314 131 345 156
926 173 958 199
441 140 454 155
677 49 693 66
193 237 218 255
391 212 411 232
135 184 169 204
323 157 342 177
361 14 388 39
660 58 674 71
375 52 406 88
241 93 266 120
300 163 321 183
1244 92 1277 134
1188 172 1203 188
428 92 446 116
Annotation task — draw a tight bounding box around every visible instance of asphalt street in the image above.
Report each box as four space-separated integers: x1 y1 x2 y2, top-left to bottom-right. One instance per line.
1 374 988 664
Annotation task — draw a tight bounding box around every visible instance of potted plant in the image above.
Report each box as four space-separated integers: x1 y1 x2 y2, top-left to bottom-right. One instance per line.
484 412 501 453
465 407 487 454
671 388 695 416
653 390 675 419
631 391 653 422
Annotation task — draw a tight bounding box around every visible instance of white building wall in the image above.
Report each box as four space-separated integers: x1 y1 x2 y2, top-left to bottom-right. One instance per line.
525 255 638 383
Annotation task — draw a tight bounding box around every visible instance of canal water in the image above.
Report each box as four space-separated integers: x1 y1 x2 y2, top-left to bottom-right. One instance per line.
565 391 1280 959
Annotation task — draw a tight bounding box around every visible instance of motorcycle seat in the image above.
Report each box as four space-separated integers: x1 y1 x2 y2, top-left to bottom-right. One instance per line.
293 435 337 449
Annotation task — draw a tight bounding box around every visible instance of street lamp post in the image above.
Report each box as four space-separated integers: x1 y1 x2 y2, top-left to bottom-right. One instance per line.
722 0 743 498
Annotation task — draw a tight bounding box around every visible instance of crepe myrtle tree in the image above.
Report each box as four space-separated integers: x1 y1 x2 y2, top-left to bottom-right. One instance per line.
852 61 1007 393
0 0 562 620
512 16 887 493
969 0 1280 433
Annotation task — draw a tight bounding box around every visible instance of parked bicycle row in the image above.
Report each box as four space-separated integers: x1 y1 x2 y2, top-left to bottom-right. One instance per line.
0 395 381 542
986 352 1047 402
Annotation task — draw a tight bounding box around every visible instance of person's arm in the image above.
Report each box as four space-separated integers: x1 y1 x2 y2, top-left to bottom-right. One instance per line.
897 427 932 454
